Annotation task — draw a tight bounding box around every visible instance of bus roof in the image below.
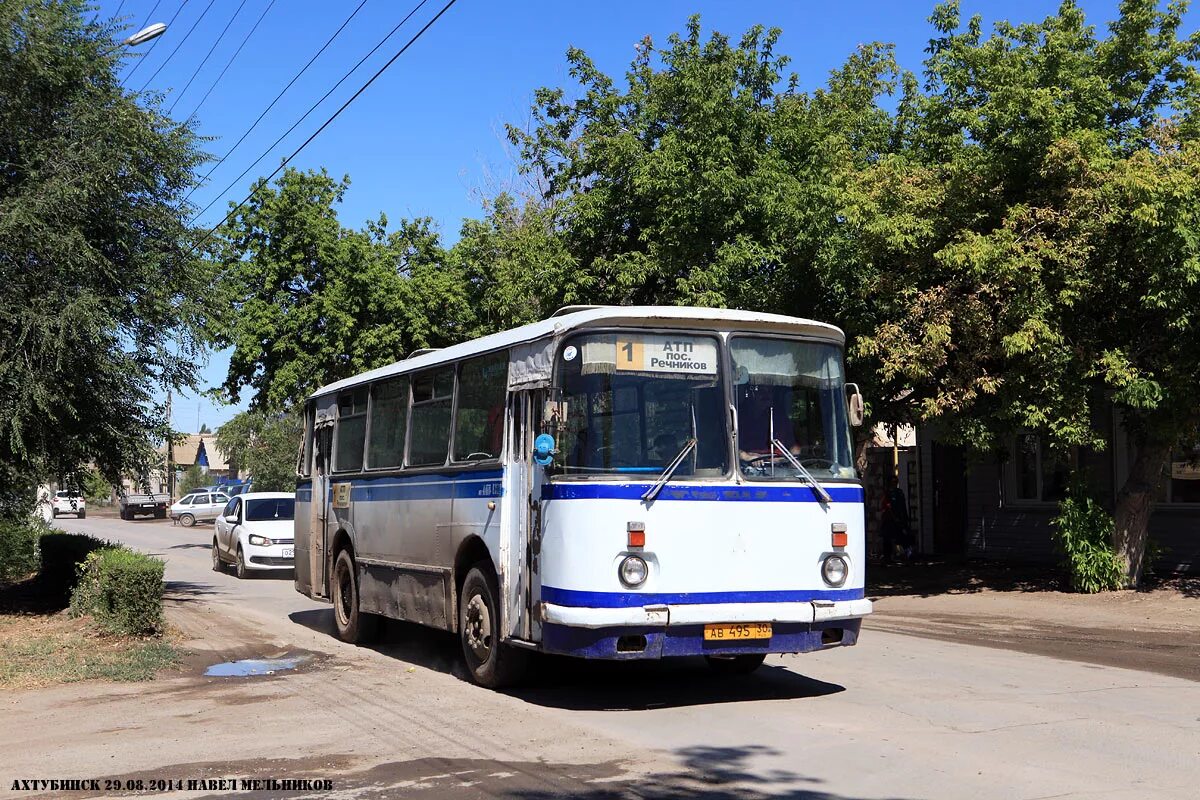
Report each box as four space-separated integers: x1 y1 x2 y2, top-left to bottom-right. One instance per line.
310 306 844 400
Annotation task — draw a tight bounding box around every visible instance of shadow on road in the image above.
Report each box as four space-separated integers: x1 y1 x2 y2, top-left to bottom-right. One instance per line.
163 580 225 601
867 558 1066 598
289 608 844 710
165 543 211 550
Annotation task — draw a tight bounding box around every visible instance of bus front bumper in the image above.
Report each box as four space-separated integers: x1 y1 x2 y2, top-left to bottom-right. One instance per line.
539 598 872 660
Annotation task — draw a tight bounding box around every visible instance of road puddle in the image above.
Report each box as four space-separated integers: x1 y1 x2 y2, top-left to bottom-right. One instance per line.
204 654 311 677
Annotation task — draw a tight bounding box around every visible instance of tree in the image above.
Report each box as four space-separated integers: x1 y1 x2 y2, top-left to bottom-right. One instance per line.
198 423 211 434
211 168 468 409
0 1 209 517
178 465 209 496
850 0 1200 585
215 410 302 492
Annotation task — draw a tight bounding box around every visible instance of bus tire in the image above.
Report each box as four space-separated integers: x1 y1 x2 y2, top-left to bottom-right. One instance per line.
704 653 766 675
332 548 378 644
459 564 526 688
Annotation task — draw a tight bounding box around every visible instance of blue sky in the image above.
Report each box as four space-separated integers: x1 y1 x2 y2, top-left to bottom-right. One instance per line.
95 0 1149 430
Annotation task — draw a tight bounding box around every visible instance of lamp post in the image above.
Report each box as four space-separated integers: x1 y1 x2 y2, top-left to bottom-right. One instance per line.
122 23 167 47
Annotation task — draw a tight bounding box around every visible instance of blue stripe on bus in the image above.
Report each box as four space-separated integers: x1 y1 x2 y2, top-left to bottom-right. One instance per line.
295 470 503 502
542 484 864 503
541 585 865 608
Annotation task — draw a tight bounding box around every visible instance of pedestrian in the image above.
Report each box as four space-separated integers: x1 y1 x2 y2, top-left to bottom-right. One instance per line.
880 478 912 563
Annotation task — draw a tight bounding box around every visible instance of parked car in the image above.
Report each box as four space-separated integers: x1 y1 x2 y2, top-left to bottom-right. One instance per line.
51 490 85 519
211 492 295 579
170 491 231 527
119 492 169 520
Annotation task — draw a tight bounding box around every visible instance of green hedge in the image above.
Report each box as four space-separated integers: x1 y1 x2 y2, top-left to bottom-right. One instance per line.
69 548 165 636
38 532 113 597
0 518 44 583
1052 493 1126 593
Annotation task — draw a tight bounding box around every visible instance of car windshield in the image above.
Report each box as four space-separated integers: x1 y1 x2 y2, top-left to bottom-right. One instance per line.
245 498 295 522
730 337 856 480
552 332 728 477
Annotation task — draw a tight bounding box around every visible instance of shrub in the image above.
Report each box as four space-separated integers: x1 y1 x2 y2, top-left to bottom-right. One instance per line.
38 532 113 597
0 518 44 583
69 548 165 636
1051 492 1126 593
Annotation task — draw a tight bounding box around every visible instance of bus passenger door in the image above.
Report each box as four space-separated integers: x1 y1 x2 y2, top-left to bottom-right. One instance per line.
310 422 333 599
501 390 541 642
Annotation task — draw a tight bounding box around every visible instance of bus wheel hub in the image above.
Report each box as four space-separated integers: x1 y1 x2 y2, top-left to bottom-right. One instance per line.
465 595 491 660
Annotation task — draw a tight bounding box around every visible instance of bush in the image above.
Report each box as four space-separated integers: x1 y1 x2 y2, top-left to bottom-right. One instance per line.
1051 492 1126 593
69 548 165 636
0 518 44 583
38 532 113 597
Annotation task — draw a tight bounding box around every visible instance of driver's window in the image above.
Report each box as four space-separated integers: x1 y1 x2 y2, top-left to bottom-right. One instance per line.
222 498 237 517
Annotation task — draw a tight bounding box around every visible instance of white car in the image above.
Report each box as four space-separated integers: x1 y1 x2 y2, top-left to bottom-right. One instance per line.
51 490 85 519
170 491 230 527
211 492 296 579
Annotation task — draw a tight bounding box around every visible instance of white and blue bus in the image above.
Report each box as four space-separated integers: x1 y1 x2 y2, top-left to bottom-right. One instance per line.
294 306 870 687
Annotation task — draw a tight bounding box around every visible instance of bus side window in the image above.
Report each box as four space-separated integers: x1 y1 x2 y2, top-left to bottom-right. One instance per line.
368 376 408 469
334 388 368 472
409 367 454 466
453 350 508 462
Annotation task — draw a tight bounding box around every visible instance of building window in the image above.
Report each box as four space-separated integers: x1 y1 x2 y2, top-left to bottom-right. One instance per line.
1167 444 1200 503
1012 433 1070 503
368 376 408 469
453 351 508 462
408 367 454 467
334 388 368 472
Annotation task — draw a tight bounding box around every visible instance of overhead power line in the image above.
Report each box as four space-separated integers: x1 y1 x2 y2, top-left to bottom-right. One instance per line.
135 0 164 32
183 0 279 123
139 0 218 92
184 0 370 200
189 0 434 221
123 0 188 84
187 0 459 256
167 0 251 115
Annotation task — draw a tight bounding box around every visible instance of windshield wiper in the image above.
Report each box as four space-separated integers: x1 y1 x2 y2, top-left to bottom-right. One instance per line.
642 438 697 503
771 438 832 504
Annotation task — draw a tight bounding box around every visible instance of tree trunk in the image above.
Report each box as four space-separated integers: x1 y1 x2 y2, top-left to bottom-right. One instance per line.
1112 439 1171 588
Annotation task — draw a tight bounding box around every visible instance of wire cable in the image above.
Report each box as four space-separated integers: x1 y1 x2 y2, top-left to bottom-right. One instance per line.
138 0 218 92
167 0 250 115
182 0 278 123
187 0 458 254
183 0 372 202
135 0 164 32
123 0 188 84
188 0 432 217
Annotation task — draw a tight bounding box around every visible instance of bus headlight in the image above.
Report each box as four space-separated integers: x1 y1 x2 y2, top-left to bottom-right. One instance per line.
618 555 648 588
821 554 848 587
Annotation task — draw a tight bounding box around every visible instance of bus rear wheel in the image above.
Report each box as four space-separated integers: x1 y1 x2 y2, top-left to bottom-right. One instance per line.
332 548 377 644
459 564 526 688
705 653 767 675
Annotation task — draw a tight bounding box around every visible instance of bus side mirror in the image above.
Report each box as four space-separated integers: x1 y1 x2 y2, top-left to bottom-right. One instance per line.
846 384 865 427
533 433 557 467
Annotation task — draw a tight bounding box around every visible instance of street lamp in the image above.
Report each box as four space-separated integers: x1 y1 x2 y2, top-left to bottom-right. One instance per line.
122 22 167 47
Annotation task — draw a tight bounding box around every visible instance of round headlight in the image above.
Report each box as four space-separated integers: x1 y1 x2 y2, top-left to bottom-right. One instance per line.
822 554 848 587
618 555 648 587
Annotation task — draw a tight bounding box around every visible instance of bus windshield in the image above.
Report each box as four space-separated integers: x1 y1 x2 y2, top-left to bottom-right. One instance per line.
553 332 728 477
731 337 855 480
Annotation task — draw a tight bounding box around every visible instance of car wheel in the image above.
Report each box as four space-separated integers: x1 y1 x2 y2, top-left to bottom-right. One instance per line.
235 546 248 580
332 549 378 644
77 510 85 519
459 563 526 688
704 653 767 676
179 513 195 528
212 539 223 572
51 508 58 518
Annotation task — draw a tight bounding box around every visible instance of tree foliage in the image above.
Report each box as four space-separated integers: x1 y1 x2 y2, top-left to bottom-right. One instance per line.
0 1 209 516
214 409 301 493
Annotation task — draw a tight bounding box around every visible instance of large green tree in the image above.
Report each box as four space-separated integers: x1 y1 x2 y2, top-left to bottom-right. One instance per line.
212 168 470 409
0 1 209 515
215 410 301 492
851 0 1200 585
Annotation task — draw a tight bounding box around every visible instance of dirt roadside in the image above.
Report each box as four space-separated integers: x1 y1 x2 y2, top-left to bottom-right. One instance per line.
865 560 1200 681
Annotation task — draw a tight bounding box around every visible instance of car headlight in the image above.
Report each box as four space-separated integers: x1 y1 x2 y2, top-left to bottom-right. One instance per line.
618 555 648 588
821 554 848 587
248 534 271 546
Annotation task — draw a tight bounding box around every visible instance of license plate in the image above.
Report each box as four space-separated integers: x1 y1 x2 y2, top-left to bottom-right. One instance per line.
282 548 293 558
703 622 772 641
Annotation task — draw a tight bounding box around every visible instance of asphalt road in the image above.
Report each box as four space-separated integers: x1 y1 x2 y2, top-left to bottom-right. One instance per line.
11 513 1199 800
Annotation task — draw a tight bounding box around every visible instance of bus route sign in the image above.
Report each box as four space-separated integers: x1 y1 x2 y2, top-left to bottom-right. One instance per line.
615 335 718 375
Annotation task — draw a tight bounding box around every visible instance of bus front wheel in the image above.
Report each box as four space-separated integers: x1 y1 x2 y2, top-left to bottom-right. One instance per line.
332 549 378 644
705 653 766 676
459 564 526 688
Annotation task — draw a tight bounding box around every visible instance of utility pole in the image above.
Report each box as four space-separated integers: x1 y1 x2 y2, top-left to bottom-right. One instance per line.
166 391 175 500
